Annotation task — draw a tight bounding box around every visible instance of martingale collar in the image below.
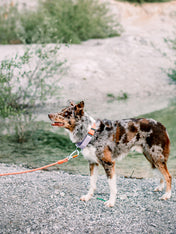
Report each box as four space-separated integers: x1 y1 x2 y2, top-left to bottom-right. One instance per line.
76 122 96 149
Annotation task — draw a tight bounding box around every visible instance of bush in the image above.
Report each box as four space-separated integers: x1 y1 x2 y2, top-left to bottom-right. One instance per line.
167 37 176 83
119 0 170 3
107 91 128 102
0 44 66 142
0 3 19 44
168 63 176 83
0 0 121 44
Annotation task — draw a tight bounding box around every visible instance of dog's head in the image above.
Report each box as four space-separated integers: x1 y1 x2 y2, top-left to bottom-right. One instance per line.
48 101 84 131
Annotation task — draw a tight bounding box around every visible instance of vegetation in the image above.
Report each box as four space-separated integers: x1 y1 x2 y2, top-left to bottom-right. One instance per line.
107 92 128 102
0 122 86 174
0 0 121 45
0 3 19 44
0 44 66 142
167 38 176 83
168 64 176 82
119 0 171 3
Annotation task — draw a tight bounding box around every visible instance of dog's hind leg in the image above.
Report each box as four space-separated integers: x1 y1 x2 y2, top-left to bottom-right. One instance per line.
155 162 172 200
143 151 166 193
144 151 171 199
154 178 165 192
80 163 99 202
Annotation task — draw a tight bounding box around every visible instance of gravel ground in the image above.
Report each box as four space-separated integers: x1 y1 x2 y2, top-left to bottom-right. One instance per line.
0 164 176 234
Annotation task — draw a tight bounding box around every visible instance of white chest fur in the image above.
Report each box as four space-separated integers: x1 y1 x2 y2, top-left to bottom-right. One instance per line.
82 146 98 164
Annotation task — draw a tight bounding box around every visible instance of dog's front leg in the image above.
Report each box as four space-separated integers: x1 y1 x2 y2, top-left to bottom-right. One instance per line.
103 161 117 207
80 163 99 202
101 146 117 207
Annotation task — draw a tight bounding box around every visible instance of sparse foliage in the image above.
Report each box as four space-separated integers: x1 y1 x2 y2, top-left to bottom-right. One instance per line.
0 0 121 44
119 0 170 3
0 44 66 142
167 36 176 83
107 92 128 102
168 63 176 83
0 3 19 44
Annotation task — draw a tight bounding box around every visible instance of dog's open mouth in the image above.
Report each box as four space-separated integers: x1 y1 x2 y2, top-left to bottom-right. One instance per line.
51 122 64 127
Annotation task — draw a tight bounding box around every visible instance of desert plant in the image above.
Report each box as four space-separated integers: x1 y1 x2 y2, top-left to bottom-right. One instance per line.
0 3 19 44
117 92 128 100
107 93 116 99
168 63 176 83
40 0 120 43
167 36 176 83
118 0 170 3
172 39 176 50
0 0 121 44
107 92 128 102
0 44 66 142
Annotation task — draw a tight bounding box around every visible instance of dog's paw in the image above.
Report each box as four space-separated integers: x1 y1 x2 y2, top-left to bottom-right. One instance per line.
160 192 171 200
154 184 164 192
80 194 92 202
104 200 115 207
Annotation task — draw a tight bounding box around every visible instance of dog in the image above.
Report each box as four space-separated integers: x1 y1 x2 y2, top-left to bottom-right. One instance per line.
48 101 172 207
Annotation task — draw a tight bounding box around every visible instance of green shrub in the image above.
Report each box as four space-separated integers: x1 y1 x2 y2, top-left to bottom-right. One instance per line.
0 4 19 44
119 0 170 3
168 62 176 83
172 39 176 50
107 92 128 102
0 44 66 142
117 92 128 100
0 0 121 44
167 37 176 83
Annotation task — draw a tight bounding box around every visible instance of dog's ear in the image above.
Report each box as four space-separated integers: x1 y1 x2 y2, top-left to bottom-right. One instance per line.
70 101 75 106
77 101 84 109
74 101 84 116
67 100 75 106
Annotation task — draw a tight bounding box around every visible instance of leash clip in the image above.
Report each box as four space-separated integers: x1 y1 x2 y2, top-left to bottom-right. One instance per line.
67 148 80 160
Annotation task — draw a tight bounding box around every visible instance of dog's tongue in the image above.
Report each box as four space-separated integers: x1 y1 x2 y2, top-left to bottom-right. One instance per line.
51 122 64 126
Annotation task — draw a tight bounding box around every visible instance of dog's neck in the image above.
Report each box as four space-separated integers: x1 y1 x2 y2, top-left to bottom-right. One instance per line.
67 112 95 144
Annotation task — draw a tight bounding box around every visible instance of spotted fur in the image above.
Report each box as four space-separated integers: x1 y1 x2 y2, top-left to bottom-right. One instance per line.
48 101 172 207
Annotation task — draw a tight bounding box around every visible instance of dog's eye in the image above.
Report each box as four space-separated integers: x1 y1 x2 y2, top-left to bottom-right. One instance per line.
64 112 68 117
